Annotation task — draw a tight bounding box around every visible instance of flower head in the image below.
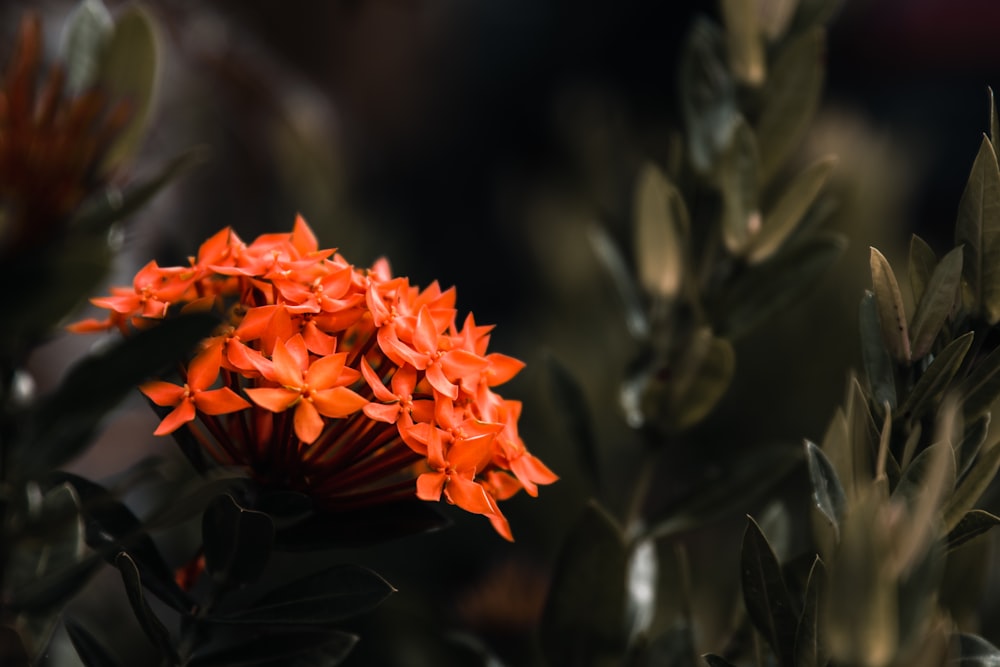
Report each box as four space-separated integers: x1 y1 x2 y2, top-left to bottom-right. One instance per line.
74 215 556 540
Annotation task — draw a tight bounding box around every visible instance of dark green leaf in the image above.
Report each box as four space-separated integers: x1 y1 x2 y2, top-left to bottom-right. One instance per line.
273 499 449 550
633 162 685 301
959 344 1000 418
790 0 842 31
540 500 629 667
953 633 1000 665
115 552 178 663
805 440 845 540
720 0 765 85
756 28 825 183
956 414 991 482
901 332 974 422
203 494 274 587
679 18 736 174
859 291 897 409
10 312 218 480
212 565 395 625
587 223 649 340
910 246 963 359
718 116 760 256
944 441 1000 531
990 88 1000 156
946 510 1000 552
703 654 738 667
741 516 798 667
60 0 113 93
794 557 826 667
0 627 30 667
65 618 125 667
870 246 911 362
188 628 358 667
544 354 601 492
892 443 957 508
955 135 1000 323
909 234 939 311
718 232 846 340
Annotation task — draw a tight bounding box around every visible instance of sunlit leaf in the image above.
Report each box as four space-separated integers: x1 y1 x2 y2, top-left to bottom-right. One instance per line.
908 235 938 310
188 628 358 667
633 163 685 301
870 247 910 363
756 28 824 183
540 501 629 666
945 510 1000 553
746 155 836 264
65 618 124 667
717 117 760 255
720 0 765 85
900 332 973 422
805 440 846 541
203 494 274 588
741 516 798 667
955 135 1000 323
59 0 113 93
680 18 736 174
794 556 826 667
115 552 178 663
859 291 897 409
909 246 963 359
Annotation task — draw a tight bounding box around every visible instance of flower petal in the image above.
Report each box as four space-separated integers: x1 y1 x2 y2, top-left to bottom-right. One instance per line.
187 346 222 390
360 357 396 402
311 387 367 418
444 475 496 516
196 387 251 415
306 353 348 389
294 400 325 444
363 402 400 424
140 381 185 407
269 338 304 388
245 387 299 412
416 471 446 502
153 400 196 436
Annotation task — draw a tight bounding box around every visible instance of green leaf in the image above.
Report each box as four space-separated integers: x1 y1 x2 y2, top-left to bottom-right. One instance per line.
59 0 114 93
943 439 1000 531
272 499 449 550
97 5 159 171
741 516 798 667
956 414 992 481
10 312 218 480
211 565 395 625
587 223 649 339
805 440 846 540
891 443 956 508
540 501 629 666
65 618 125 667
953 633 1000 664
945 510 1000 552
990 88 1000 155
909 246 963 359
645 331 735 433
794 557 826 667
955 135 1000 323
679 18 736 174
544 354 601 492
703 655 738 667
745 154 836 264
0 627 30 667
869 246 911 362
188 628 358 667
203 494 274 587
115 552 178 663
755 27 825 184
908 234 938 310
859 290 897 409
900 332 974 422
959 344 1000 418
717 116 761 255
718 232 846 340
633 163 686 301
758 0 798 41
720 0 765 85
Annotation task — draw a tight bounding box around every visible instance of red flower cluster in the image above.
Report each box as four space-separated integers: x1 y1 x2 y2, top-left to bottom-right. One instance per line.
72 216 556 540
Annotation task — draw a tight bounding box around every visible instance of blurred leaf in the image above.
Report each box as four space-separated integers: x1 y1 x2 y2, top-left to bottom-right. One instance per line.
625 537 658 641
897 541 946 655
540 500 629 666
273 499 449 550
794 556 826 667
60 0 113 93
633 163 686 301
65 618 125 667
859 291 897 409
959 345 1000 418
633 625 695 667
741 516 798 667
953 633 1000 664
115 552 178 663
892 441 956 576
791 0 842 31
718 232 846 340
945 510 1000 552
717 117 760 255
650 331 735 433
587 223 649 340
0 627 30 667
892 443 956 508
10 312 218 480
943 439 1000 531
909 246 963 359
908 235 938 313
746 155 836 264
758 0 799 41
900 332 973 422
846 375 878 493
956 415 991 481
721 0 765 85
955 135 1000 323
703 654 738 667
869 247 911 363
211 565 395 625
680 18 736 174
188 628 358 667
756 27 824 183
97 5 158 171
805 440 846 541
203 494 274 588
544 354 601 492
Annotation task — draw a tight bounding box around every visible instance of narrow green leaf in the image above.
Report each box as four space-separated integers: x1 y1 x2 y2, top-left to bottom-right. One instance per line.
891 443 956 508
720 0 765 85
900 332 974 421
633 163 685 301
956 414 992 482
909 246 963 359
741 516 798 667
946 510 1000 552
717 117 760 255
746 154 836 264
755 27 825 183
794 557 826 667
859 291 897 409
65 618 125 667
188 628 358 667
203 494 274 588
953 633 1000 665
870 246 911 362
805 440 846 540
212 565 395 625
991 87 1000 168
944 440 1000 531
955 135 1000 323
59 0 114 93
908 234 938 310
959 344 1000 418
680 18 736 174
545 354 601 492
540 501 629 666
115 552 178 663
587 223 649 339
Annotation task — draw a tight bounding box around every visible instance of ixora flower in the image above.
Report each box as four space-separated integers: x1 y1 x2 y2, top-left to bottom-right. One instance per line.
72 215 556 540
0 12 130 255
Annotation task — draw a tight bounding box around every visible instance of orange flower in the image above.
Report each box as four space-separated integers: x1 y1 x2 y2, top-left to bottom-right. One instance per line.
74 215 556 540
